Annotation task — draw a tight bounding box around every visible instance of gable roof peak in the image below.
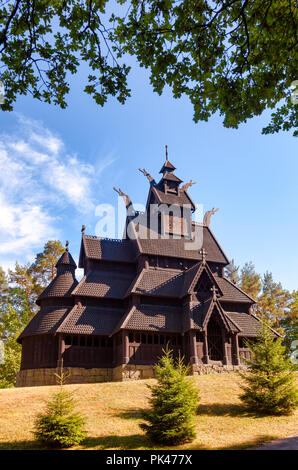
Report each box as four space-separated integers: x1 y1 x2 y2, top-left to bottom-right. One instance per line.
55 249 77 269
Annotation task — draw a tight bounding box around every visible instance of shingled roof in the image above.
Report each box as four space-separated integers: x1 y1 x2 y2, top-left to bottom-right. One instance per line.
133 225 229 264
120 304 182 332
162 171 183 183
56 250 77 268
215 274 255 303
125 262 253 304
18 306 72 341
128 268 184 297
57 305 123 335
150 185 195 209
80 235 137 266
189 299 213 330
72 270 135 299
224 311 279 337
37 272 78 305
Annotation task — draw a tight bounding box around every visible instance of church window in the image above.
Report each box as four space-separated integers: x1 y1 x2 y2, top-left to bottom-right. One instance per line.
65 336 71 346
129 333 134 343
148 334 153 344
141 334 147 344
160 335 165 344
94 337 99 347
86 336 92 347
154 334 158 344
135 333 140 343
72 336 78 346
79 336 85 347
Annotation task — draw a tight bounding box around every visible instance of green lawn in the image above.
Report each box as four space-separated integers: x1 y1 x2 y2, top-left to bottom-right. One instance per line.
0 373 297 450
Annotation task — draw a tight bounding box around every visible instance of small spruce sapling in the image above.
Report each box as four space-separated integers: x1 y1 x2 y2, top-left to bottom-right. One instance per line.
33 363 86 447
140 347 199 445
239 324 298 416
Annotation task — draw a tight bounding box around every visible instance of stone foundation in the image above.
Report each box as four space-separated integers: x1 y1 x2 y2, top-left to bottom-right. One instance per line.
191 364 247 375
113 364 156 381
16 367 113 387
16 363 246 387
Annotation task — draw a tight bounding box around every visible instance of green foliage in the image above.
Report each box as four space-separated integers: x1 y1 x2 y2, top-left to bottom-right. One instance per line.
0 240 64 388
239 324 298 416
257 272 291 331
30 240 65 290
225 259 240 285
281 291 298 355
34 367 86 448
0 1 297 135
140 348 199 445
240 262 262 300
0 304 27 388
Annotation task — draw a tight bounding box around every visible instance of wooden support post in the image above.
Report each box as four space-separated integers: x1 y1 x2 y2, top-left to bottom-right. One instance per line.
203 330 209 364
232 333 240 365
122 330 129 364
57 334 65 368
189 331 198 365
222 332 229 365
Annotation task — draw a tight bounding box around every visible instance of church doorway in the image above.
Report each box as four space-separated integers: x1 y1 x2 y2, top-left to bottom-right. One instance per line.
207 316 224 361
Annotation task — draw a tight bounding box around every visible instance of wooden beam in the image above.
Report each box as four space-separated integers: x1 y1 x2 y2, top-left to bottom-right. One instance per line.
189 330 198 365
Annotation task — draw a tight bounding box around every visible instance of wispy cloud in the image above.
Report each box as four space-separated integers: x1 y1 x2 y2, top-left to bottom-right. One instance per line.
0 115 115 266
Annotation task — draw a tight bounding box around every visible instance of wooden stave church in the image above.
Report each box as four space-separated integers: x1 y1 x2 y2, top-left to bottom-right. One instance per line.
17 155 277 386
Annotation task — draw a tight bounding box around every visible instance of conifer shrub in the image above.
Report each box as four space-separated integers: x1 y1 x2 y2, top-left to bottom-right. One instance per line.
140 348 199 445
239 324 298 416
33 366 86 448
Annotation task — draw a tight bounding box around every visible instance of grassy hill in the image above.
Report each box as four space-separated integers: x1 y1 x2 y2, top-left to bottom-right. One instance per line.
0 373 297 450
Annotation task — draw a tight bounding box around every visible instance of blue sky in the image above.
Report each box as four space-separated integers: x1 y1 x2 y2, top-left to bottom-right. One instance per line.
0 56 297 291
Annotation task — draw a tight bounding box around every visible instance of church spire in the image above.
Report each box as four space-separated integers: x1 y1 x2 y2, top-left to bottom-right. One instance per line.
159 145 176 174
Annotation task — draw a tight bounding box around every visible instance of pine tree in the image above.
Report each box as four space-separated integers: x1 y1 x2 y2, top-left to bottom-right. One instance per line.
34 366 86 448
225 259 240 285
239 324 298 416
0 304 28 388
140 348 199 445
240 262 262 300
30 240 64 288
257 272 291 331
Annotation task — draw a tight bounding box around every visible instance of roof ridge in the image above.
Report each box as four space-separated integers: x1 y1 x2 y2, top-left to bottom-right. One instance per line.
221 275 256 303
222 310 242 332
56 304 78 333
71 273 88 296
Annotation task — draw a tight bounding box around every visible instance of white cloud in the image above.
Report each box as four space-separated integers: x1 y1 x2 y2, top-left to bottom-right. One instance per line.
0 115 115 266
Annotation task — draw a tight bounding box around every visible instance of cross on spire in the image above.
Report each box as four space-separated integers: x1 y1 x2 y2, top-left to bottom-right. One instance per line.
210 285 218 300
165 144 168 161
65 240 69 251
200 248 207 264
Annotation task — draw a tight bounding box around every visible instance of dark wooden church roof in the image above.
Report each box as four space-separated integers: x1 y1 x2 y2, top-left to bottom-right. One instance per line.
57 305 123 335
73 270 135 299
18 306 72 340
119 304 183 332
19 155 277 345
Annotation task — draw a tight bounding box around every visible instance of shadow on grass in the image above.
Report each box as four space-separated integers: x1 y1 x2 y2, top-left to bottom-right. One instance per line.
189 435 278 451
80 434 149 450
0 434 279 451
197 403 249 417
0 440 45 450
117 409 144 420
